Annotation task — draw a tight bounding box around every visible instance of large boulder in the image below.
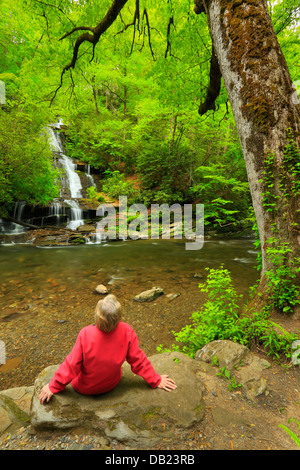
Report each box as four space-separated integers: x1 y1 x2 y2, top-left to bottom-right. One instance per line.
195 340 270 400
30 352 205 448
195 339 249 372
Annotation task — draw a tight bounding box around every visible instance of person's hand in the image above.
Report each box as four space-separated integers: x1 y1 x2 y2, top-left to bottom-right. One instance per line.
157 375 177 392
39 384 54 404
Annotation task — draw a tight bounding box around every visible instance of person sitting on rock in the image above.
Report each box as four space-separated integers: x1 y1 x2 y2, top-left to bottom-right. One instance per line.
39 294 176 404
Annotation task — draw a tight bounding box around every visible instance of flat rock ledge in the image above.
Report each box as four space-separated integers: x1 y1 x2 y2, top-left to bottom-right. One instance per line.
30 352 205 448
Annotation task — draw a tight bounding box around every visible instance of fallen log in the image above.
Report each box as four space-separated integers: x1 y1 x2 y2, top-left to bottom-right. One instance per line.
6 216 73 231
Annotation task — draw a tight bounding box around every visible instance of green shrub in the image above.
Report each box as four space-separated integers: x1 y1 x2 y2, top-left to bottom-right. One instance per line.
101 170 140 205
265 238 300 314
0 109 59 215
86 186 106 203
158 267 300 360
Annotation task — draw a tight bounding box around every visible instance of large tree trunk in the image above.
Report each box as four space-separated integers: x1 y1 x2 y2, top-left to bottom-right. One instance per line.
196 0 300 284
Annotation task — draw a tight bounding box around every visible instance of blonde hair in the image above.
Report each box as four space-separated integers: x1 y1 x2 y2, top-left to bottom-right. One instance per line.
95 294 122 332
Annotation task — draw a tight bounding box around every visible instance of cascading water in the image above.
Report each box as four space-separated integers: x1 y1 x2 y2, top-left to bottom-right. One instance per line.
48 127 83 199
0 121 101 244
48 125 85 230
64 199 85 230
0 202 28 240
85 164 96 188
0 218 27 235
14 201 26 222
85 231 103 244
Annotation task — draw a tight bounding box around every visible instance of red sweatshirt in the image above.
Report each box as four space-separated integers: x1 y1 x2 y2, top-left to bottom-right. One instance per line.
48 322 161 395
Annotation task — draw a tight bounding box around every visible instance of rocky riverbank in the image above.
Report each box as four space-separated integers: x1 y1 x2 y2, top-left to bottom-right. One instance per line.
1 237 299 451
0 342 300 451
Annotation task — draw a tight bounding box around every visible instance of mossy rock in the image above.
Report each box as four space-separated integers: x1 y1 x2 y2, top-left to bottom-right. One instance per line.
0 394 30 436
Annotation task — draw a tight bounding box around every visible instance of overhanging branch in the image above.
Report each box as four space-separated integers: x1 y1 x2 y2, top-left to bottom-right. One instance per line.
50 0 129 104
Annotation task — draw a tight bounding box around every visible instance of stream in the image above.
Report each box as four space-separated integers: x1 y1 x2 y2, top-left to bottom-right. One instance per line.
0 238 258 295
0 237 259 390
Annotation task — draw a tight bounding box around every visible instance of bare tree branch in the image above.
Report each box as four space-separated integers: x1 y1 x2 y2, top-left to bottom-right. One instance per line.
165 16 174 58
60 26 95 41
143 8 155 60
50 0 129 105
34 0 76 26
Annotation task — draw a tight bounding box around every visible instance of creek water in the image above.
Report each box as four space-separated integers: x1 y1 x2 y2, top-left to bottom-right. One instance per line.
0 237 259 301
0 237 260 389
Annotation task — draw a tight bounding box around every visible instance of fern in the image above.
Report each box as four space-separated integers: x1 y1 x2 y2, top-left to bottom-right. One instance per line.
279 418 300 448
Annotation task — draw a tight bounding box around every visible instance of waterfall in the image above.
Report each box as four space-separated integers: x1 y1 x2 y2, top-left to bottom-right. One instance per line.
49 201 65 218
45 201 66 226
0 201 27 239
14 201 26 221
60 154 83 199
0 218 27 235
48 127 63 154
64 199 85 230
48 125 85 230
85 165 96 188
48 127 83 199
85 231 103 244
1 122 95 243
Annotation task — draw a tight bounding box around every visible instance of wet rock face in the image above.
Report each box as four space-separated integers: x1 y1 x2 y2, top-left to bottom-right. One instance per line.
30 352 206 448
25 228 87 246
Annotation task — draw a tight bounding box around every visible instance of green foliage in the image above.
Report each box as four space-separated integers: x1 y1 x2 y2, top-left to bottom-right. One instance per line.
0 107 59 215
0 0 299 220
101 170 140 205
260 152 279 214
281 130 300 197
252 221 263 272
136 140 197 204
265 238 300 314
161 267 245 358
216 366 231 380
190 146 251 231
86 186 106 203
258 130 300 316
260 132 300 219
216 366 242 392
278 419 300 448
158 267 299 360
